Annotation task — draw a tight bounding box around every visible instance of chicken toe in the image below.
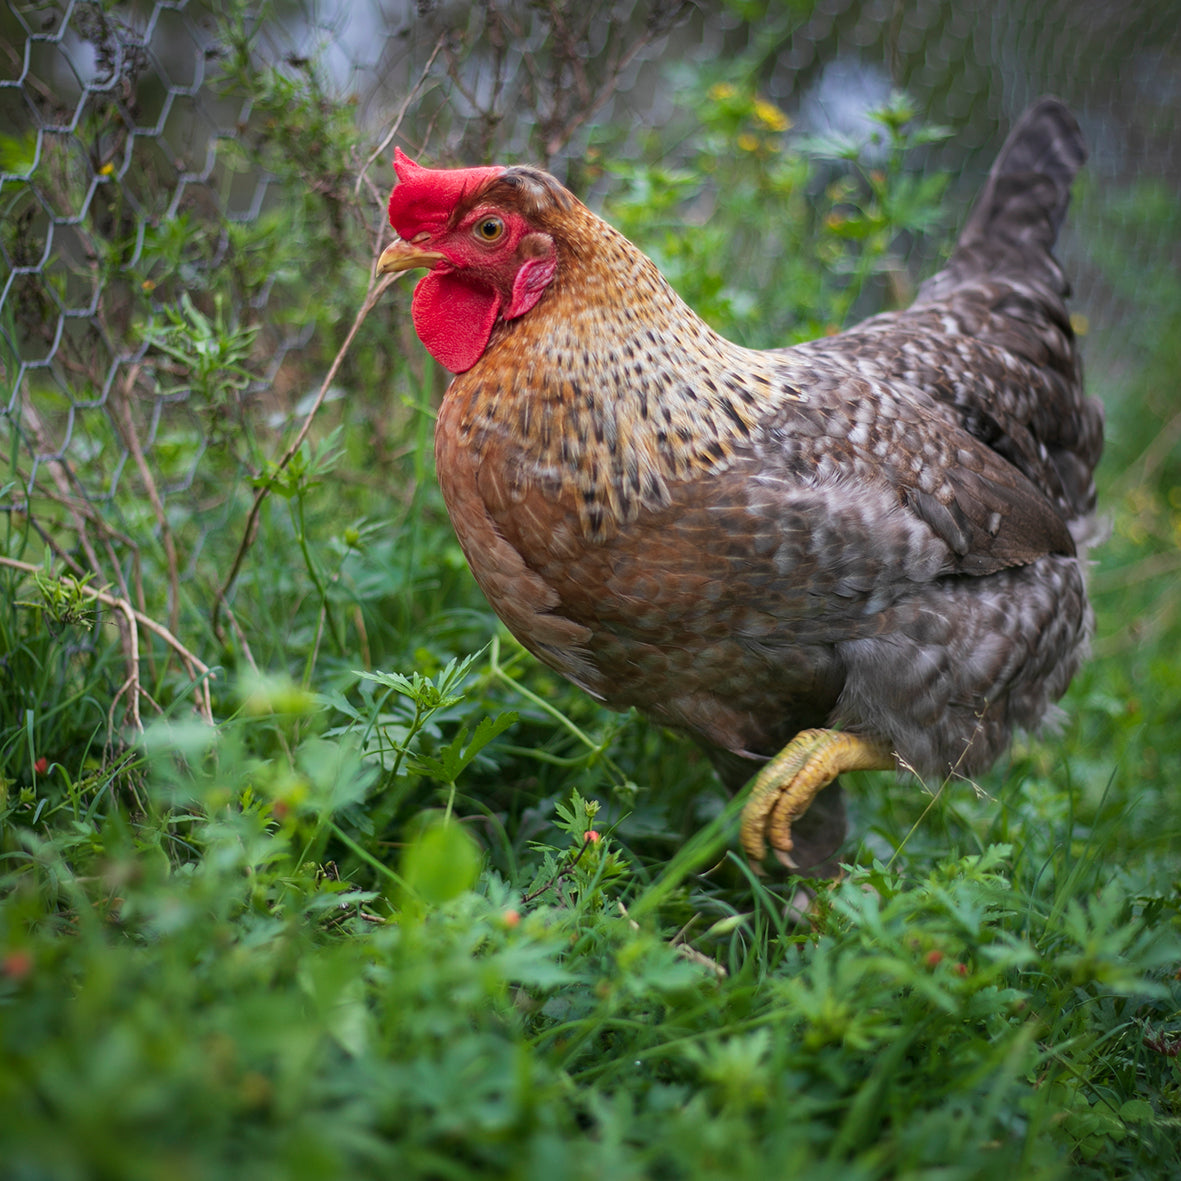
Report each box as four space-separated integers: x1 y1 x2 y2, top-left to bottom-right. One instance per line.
741 730 894 864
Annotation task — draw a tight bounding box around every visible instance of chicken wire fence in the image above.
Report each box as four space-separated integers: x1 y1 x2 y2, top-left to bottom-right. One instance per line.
1 0 1179 723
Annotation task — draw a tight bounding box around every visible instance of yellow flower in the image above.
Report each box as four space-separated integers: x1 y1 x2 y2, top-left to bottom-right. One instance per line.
99 161 115 176
752 98 790 132
737 133 761 153
709 83 736 101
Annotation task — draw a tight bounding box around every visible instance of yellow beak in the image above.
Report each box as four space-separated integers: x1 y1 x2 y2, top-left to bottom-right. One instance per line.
376 238 445 276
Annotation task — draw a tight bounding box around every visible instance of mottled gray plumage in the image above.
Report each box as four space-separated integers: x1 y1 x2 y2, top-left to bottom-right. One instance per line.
384 98 1103 869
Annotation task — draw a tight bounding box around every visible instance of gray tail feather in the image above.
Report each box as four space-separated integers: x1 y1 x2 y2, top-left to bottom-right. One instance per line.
956 97 1087 259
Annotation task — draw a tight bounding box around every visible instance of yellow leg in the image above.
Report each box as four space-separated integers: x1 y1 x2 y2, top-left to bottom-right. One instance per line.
740 729 894 863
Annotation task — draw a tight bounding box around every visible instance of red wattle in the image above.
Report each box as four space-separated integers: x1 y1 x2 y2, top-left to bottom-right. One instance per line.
412 270 501 374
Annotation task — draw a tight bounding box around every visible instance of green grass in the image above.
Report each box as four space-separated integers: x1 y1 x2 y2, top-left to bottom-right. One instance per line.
2 19 1180 1181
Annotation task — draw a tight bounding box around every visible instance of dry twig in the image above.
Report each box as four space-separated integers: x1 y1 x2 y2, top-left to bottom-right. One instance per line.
212 273 398 642
108 362 182 636
0 554 215 727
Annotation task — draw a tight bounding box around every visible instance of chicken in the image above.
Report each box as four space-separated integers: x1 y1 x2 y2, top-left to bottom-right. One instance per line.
376 98 1103 871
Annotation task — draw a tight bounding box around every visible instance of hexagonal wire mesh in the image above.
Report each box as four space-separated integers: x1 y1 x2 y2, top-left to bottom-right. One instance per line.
1 0 1179 729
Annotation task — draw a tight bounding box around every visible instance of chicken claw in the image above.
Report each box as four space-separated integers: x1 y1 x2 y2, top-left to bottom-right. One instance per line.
741 730 894 865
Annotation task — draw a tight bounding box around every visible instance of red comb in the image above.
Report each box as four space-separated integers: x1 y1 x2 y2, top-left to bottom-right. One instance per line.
387 148 505 236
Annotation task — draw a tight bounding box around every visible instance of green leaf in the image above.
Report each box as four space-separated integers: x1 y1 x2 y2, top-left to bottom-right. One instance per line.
400 818 483 907
410 710 518 784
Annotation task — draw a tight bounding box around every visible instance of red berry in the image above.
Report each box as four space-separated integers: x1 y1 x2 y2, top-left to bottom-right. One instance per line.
2 950 33 981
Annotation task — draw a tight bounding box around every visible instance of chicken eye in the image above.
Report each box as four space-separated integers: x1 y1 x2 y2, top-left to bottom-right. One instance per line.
474 216 505 243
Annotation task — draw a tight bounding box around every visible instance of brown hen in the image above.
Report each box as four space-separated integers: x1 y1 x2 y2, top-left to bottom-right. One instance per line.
377 99 1103 871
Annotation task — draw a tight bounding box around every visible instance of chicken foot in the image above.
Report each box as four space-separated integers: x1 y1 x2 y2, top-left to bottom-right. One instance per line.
741 730 894 864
